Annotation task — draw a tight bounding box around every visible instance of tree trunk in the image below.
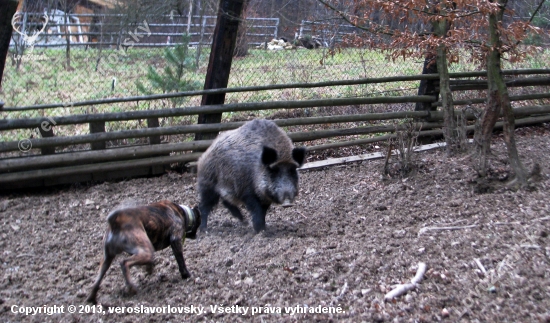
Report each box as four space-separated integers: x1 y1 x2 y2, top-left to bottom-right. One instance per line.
415 53 438 113
481 0 528 185
0 0 19 89
415 11 439 113
436 44 458 153
195 0 246 142
233 0 249 57
433 15 458 154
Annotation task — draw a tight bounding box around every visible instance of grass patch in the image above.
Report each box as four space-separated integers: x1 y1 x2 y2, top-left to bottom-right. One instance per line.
1 46 548 146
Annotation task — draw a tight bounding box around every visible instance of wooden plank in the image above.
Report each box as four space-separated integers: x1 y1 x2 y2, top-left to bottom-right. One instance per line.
306 129 445 152
44 173 92 186
431 93 550 107
91 167 154 182
301 142 449 170
289 122 444 142
0 141 213 172
0 152 203 183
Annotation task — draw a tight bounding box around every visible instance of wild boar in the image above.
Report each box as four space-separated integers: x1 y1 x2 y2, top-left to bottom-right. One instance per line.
197 119 306 232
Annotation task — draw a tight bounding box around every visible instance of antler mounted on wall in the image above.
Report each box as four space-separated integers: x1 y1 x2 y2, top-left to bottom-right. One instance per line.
11 11 49 52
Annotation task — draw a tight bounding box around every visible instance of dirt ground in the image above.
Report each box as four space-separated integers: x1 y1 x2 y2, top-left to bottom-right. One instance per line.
1 125 549 323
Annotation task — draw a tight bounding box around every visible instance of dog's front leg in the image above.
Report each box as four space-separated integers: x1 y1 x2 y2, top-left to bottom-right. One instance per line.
170 238 191 280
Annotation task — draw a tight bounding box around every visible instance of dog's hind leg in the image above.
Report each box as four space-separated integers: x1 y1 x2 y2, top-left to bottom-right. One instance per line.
120 243 154 295
170 237 191 280
87 251 115 304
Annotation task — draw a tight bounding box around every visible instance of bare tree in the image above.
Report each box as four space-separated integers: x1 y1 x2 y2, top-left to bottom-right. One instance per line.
317 0 544 183
475 0 544 187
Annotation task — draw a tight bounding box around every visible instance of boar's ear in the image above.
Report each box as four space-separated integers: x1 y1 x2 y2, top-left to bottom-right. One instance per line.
292 147 306 167
262 146 278 165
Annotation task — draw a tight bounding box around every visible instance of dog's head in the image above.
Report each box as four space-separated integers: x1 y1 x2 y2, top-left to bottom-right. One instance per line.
179 205 201 240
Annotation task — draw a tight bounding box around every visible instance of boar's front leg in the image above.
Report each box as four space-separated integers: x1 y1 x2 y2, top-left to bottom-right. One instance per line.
198 187 220 232
243 195 270 233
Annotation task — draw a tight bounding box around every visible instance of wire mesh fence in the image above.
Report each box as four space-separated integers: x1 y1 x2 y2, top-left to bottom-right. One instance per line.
2 10 550 146
5 40 549 104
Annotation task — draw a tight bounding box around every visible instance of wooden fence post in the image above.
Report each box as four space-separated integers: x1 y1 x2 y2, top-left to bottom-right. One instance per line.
89 121 106 150
147 117 165 174
147 117 161 145
38 118 56 155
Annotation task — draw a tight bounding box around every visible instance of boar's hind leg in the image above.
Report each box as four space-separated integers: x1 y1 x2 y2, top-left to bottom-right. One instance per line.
243 195 270 232
222 200 245 222
198 187 220 231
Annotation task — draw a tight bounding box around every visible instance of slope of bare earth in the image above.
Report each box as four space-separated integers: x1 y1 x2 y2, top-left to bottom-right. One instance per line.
1 125 549 323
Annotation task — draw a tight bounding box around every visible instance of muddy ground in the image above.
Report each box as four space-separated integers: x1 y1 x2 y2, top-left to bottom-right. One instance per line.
1 125 549 323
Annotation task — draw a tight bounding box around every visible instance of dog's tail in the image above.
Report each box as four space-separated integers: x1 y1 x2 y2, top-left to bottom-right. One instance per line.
106 199 142 224
109 199 141 214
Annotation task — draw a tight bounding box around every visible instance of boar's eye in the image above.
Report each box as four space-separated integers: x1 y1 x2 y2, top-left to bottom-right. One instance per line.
292 147 306 167
262 146 278 165
289 166 298 178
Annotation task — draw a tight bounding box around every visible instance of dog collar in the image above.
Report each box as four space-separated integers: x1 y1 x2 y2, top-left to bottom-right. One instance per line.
180 205 195 234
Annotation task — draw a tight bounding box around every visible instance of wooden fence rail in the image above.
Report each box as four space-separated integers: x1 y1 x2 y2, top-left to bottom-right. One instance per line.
2 113 550 186
0 96 435 130
1 69 549 189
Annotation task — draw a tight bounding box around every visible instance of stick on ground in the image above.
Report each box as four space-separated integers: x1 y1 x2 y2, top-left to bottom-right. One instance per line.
384 262 427 301
418 224 478 236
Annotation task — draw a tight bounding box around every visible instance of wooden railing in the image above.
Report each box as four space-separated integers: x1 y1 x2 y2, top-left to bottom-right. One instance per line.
1 69 549 188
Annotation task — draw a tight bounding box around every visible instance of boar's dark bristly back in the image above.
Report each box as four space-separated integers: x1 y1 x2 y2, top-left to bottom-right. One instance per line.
196 119 306 233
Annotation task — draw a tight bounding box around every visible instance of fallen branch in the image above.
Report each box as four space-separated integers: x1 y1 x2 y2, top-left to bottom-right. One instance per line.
474 258 487 275
520 244 541 249
384 262 427 301
418 224 478 236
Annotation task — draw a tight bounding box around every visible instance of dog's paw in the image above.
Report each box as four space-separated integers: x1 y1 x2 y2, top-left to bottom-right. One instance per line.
124 285 138 296
181 271 191 280
86 295 97 305
240 218 249 226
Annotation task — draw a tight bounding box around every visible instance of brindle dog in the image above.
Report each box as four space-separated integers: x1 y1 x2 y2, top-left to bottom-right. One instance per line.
87 201 201 304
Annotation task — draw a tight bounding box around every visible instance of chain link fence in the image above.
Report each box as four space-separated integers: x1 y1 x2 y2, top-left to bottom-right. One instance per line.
2 10 549 143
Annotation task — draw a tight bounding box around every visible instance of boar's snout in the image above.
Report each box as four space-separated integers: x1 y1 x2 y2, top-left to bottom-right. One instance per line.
281 199 294 208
